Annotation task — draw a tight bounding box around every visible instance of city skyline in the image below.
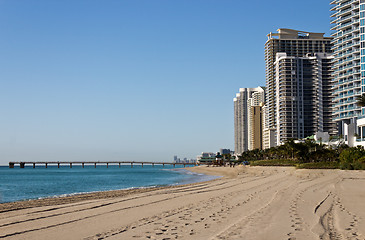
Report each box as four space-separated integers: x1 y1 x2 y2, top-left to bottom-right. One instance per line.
0 0 332 165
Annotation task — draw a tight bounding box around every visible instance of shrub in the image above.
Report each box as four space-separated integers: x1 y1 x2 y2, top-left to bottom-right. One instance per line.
296 162 339 169
350 156 365 170
250 159 297 167
339 147 365 170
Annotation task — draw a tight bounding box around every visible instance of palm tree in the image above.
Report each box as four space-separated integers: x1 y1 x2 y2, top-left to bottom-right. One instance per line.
284 139 297 160
356 94 365 107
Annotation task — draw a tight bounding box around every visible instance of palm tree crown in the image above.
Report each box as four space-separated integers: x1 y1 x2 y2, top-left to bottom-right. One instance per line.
356 94 365 107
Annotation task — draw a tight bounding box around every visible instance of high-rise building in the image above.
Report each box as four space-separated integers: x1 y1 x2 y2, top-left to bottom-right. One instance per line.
265 29 333 144
247 91 265 150
234 87 265 154
220 149 231 155
330 0 363 136
249 104 264 150
275 52 336 143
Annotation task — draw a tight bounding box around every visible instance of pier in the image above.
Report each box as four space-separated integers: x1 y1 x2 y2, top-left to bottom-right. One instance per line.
8 161 199 169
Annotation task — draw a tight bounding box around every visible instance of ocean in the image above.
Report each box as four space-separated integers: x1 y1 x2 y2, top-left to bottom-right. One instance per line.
0 164 218 203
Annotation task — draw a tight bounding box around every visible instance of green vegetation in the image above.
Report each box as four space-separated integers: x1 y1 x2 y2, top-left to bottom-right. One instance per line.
238 139 365 170
250 159 297 167
296 162 339 169
356 93 365 107
338 147 365 170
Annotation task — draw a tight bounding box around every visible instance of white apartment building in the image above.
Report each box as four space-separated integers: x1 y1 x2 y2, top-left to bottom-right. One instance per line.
262 105 273 149
265 29 333 145
330 0 364 137
234 87 265 154
247 91 265 150
274 52 336 144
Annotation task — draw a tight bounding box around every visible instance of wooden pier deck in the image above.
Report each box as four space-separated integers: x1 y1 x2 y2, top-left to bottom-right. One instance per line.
8 161 198 168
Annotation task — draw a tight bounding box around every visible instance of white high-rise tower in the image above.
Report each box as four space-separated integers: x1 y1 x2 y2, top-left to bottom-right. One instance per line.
330 0 363 136
234 87 265 154
265 29 334 145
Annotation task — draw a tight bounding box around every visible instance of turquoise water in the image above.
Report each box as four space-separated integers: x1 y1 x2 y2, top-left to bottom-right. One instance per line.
0 165 217 203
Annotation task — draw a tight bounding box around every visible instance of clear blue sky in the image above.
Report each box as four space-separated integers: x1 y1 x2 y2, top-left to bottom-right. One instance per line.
0 0 332 164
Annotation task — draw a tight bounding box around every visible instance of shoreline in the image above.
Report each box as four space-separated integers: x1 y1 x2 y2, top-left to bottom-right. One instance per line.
0 166 221 213
1 166 365 240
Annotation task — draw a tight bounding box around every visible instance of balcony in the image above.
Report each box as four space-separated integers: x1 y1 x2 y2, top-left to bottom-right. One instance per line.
334 91 361 100
333 111 362 121
335 99 356 106
338 21 354 31
338 7 353 17
338 0 355 10
334 84 361 93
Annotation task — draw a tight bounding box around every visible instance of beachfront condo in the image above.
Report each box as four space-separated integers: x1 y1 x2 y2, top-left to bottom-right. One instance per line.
330 0 364 140
265 28 333 145
274 52 336 144
233 87 265 155
249 103 264 150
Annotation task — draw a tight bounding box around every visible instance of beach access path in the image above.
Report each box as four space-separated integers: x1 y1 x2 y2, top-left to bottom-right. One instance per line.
1 166 365 240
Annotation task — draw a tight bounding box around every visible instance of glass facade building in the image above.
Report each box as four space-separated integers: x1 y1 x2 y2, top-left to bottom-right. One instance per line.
330 0 364 135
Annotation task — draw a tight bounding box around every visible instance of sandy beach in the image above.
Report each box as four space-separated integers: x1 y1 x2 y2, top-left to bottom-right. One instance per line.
1 166 365 240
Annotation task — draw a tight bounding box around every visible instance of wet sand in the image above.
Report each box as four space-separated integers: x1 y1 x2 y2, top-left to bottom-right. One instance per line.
1 166 365 240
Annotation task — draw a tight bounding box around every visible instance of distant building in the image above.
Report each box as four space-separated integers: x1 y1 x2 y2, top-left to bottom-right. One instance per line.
189 159 197 163
196 152 217 164
173 155 197 163
220 149 231 155
201 152 216 158
247 90 265 150
173 156 181 163
197 151 234 164
262 105 276 149
249 104 264 150
234 87 265 154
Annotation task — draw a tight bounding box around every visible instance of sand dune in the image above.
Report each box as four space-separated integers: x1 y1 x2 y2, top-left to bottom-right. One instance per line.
1 166 365 240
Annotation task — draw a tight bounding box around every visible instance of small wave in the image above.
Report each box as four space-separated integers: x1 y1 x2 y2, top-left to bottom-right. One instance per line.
36 186 162 200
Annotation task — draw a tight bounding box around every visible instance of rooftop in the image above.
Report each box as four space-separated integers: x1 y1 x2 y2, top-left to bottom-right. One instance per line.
267 28 331 41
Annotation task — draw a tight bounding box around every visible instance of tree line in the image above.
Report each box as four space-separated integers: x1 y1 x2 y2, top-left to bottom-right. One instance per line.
237 139 365 170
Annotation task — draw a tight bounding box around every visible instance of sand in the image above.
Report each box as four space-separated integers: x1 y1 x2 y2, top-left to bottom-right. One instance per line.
1 166 365 240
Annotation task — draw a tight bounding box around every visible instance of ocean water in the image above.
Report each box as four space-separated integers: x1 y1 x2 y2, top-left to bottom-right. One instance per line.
0 165 219 203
